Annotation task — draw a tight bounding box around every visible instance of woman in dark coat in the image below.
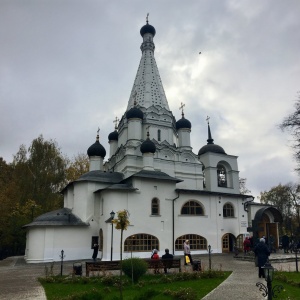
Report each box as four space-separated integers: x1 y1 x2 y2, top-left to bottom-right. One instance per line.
92 244 99 262
254 238 270 278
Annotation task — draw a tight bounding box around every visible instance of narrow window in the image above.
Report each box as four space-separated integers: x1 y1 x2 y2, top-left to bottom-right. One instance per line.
157 129 161 141
151 198 159 215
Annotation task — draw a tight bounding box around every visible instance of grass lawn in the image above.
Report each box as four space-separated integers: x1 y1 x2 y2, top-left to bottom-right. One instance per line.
272 271 300 300
40 271 231 300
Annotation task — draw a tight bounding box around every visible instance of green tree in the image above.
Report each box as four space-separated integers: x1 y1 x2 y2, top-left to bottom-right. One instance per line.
66 153 89 182
12 135 67 212
0 135 69 257
259 183 300 235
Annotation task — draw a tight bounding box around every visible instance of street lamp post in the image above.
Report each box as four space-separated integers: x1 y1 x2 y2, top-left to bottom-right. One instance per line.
131 236 135 285
208 245 212 270
110 210 115 261
59 249 65 276
256 262 283 300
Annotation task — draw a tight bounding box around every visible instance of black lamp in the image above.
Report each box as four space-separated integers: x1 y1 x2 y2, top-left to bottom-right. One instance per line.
263 262 274 281
110 211 115 261
110 210 115 220
257 261 283 300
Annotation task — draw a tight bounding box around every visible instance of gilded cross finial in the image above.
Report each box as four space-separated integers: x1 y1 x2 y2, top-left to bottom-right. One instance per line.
146 13 149 24
206 116 210 124
179 102 185 117
96 127 100 141
113 117 119 130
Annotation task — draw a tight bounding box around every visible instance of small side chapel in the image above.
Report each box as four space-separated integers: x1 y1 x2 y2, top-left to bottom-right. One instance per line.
23 19 282 263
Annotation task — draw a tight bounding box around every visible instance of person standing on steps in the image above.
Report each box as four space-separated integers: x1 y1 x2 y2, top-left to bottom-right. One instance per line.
254 238 270 278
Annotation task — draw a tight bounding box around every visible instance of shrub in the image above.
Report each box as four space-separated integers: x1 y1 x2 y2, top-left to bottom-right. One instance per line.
133 288 160 300
58 288 103 300
121 257 148 283
163 287 197 300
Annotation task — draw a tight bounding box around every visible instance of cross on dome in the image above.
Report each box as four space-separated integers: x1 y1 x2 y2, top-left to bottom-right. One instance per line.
179 102 185 117
206 116 210 124
113 117 119 129
96 127 100 141
146 13 149 24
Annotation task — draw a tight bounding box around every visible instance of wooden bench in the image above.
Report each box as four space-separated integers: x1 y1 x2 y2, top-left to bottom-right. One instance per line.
144 258 181 273
86 258 181 276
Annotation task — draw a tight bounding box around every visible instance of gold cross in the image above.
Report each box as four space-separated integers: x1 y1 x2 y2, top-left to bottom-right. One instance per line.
113 117 119 129
179 102 185 116
206 116 210 124
146 13 149 23
97 127 100 134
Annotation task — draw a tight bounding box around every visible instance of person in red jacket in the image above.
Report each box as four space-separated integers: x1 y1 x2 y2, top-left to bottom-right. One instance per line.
151 249 160 273
243 237 251 255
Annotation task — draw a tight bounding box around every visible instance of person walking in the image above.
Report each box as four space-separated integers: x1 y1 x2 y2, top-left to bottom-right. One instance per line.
282 235 289 253
92 243 99 262
162 248 173 274
184 240 193 265
254 238 270 278
243 237 251 255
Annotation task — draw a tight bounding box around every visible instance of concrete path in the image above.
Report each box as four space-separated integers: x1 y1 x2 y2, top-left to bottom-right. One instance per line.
0 253 298 299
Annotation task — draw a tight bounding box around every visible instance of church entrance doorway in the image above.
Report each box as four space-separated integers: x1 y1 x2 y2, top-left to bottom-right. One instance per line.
252 207 282 250
222 233 236 253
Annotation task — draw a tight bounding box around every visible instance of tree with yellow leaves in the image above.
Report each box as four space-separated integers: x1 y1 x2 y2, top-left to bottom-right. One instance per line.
112 209 130 300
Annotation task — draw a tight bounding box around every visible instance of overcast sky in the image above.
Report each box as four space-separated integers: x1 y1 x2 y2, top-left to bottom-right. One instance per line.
1 0 300 199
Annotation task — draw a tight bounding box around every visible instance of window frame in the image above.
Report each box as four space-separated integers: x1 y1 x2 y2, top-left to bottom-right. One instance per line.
181 200 204 215
124 234 159 252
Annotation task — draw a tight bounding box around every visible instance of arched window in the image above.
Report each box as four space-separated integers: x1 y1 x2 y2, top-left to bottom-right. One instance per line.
157 129 161 141
217 164 227 187
181 200 204 215
223 203 234 218
151 198 159 215
124 234 159 252
175 234 207 250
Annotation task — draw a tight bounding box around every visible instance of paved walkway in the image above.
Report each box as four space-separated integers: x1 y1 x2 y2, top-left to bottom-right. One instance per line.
0 253 298 299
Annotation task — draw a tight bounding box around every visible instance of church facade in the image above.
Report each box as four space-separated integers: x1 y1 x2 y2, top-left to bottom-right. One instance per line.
23 20 282 263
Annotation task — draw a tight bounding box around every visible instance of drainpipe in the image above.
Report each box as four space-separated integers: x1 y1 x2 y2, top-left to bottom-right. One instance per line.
172 192 180 255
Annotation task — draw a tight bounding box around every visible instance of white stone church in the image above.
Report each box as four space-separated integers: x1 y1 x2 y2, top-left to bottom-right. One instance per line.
24 20 282 263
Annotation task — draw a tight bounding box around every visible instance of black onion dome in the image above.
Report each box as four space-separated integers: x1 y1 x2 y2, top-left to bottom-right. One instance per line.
198 122 226 156
140 135 156 154
87 138 106 158
108 130 118 141
126 106 144 120
140 23 156 37
198 144 226 156
176 117 192 130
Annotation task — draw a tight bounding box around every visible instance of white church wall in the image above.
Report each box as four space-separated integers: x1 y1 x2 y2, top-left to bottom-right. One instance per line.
117 126 128 147
64 185 74 209
25 227 95 263
25 228 46 263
